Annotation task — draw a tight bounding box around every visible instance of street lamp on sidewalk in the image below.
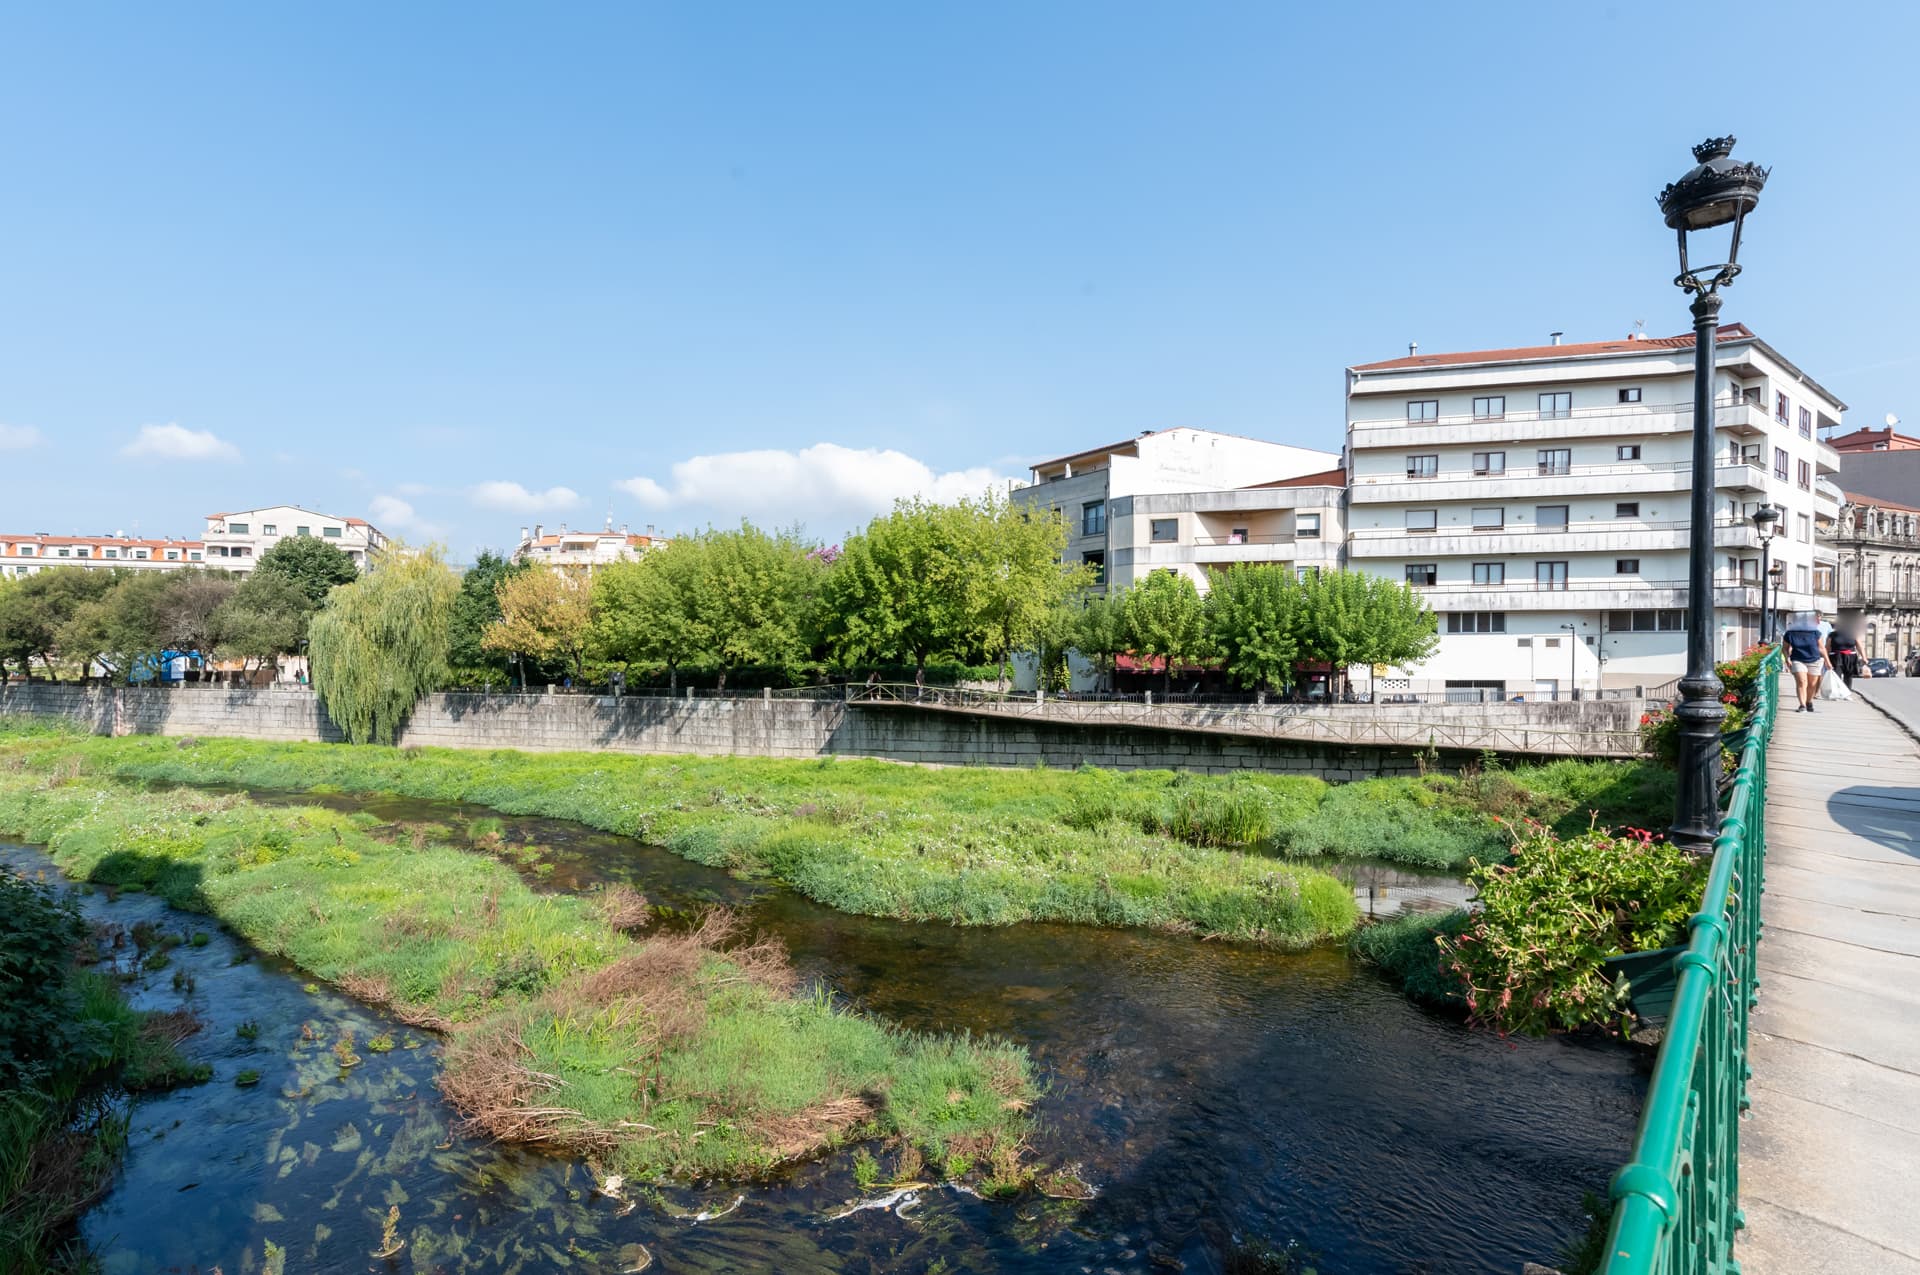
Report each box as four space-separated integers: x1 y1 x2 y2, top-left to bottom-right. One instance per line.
1658 136 1770 853
1752 503 1780 641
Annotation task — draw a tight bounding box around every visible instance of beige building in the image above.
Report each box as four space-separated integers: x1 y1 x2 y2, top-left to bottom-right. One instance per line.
1013 427 1343 592
512 521 667 576
1828 492 1920 670
203 506 387 572
2 534 207 578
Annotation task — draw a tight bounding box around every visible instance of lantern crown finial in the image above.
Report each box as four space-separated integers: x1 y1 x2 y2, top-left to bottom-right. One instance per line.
1692 136 1737 163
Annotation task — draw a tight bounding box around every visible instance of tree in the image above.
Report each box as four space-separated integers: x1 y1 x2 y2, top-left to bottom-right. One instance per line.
822 499 963 688
1071 593 1129 691
308 545 460 744
1121 571 1210 693
950 492 1091 686
1294 570 1438 691
58 572 172 683
591 542 711 692
1205 564 1305 691
0 569 116 681
447 551 526 677
482 568 594 684
157 569 239 672
692 525 820 689
253 535 361 607
215 570 315 673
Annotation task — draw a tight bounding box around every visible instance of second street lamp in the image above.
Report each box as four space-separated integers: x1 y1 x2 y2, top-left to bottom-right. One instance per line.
1658 135 1770 853
1752 502 1780 642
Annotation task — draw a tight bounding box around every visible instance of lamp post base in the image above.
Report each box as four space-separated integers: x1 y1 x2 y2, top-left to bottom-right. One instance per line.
1667 672 1727 854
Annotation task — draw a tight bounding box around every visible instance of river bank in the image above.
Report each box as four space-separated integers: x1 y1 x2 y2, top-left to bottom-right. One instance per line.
0 726 1673 947
0 757 1033 1185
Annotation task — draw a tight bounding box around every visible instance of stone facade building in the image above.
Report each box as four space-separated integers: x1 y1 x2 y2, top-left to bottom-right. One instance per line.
1828 493 1920 671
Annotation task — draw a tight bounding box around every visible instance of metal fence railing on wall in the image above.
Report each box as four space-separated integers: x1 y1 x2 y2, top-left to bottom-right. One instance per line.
1597 644 1779 1274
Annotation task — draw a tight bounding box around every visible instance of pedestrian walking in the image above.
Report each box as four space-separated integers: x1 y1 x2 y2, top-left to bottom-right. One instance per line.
1828 625 1862 690
1781 610 1828 713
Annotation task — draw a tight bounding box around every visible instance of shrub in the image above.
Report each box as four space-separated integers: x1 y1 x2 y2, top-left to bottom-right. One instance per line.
1439 821 1708 1036
0 871 94 1091
1350 908 1470 1007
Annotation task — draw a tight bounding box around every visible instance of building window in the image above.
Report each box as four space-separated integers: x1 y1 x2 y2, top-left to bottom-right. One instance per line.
262 524 277 536
1608 610 1686 632
1539 392 1572 419
1446 612 1507 634
1081 501 1106 536
1536 505 1569 530
1617 558 1640 574
165 550 180 561
1796 564 1810 592
189 551 202 561
1471 507 1504 530
1619 387 1642 404
1740 558 1760 584
1615 502 1640 518
296 525 311 536
1228 526 1248 543
1617 444 1641 461
57 548 70 557
76 547 90 558
1296 513 1321 539
226 522 249 534
1815 564 1834 593
323 526 343 538
1406 454 1439 479
1406 509 1438 534
1775 392 1790 422
1472 396 1505 420
1472 562 1505 586
104 549 118 559
1407 400 1439 422
1082 550 1105 584
1796 459 1811 489
16 547 31 557
1536 561 1569 591
1472 451 1505 476
1405 563 1437 587
134 550 149 559
1149 518 1178 543
1537 448 1571 475
1798 406 1812 438
1797 513 1811 542
1773 447 1789 481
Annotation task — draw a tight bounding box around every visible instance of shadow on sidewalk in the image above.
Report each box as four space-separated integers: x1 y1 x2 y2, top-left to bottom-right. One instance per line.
1825 785 1920 861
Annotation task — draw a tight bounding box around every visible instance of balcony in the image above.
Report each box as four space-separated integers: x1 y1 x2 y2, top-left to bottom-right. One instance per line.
1349 516 1765 559
1405 577 1762 611
1351 459 1698 504
1133 534 1301 568
1839 589 1920 610
1349 397 1784 450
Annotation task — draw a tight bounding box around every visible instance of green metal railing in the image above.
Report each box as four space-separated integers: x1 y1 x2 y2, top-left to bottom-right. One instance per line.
1598 645 1780 1274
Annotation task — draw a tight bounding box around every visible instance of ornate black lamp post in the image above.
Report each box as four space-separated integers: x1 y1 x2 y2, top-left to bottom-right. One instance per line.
1752 503 1780 641
1659 136 1770 852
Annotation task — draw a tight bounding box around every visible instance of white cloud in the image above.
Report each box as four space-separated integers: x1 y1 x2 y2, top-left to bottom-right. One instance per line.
468 480 583 513
119 423 241 462
0 424 42 450
615 442 1013 538
368 494 446 540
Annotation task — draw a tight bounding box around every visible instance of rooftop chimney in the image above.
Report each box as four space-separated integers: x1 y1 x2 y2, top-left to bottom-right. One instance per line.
1550 331 1563 346
533 523 543 540
1408 341 1418 357
520 526 529 542
620 523 629 535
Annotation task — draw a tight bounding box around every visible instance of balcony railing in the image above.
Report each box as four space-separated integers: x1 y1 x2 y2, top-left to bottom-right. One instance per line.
1838 588 1920 608
1403 576 1761 599
1349 516 1774 542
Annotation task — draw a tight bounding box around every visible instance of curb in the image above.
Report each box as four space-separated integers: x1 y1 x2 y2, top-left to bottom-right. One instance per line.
1853 686 1920 749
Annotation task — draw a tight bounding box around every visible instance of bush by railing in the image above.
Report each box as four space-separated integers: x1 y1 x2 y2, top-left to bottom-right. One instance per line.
1597 644 1780 1273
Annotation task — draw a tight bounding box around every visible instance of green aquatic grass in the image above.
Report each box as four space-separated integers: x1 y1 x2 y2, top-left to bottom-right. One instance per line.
0 762 1031 1182
1349 909 1471 1009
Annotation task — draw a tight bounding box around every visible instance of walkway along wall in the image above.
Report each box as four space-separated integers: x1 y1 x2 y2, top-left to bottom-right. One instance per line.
0 684 1641 778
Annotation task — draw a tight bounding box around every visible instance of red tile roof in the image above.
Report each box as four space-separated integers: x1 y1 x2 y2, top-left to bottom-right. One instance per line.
1842 491 1920 515
1827 426 1920 452
1350 324 1757 372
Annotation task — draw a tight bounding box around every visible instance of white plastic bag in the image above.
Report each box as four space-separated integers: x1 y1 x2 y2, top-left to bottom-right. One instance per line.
1820 665 1852 701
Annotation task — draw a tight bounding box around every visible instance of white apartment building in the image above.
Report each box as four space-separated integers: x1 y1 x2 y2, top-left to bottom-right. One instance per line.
1344 324 1844 698
203 506 387 572
1014 427 1342 592
512 521 667 575
1 534 207 578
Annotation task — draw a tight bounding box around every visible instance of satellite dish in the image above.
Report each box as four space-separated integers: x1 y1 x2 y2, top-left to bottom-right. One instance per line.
1888 412 1902 428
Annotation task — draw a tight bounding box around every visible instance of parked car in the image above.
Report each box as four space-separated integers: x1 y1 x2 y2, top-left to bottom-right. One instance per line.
1868 658 1898 679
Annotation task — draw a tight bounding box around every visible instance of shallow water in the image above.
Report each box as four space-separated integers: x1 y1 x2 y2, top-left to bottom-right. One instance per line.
19 790 1644 1274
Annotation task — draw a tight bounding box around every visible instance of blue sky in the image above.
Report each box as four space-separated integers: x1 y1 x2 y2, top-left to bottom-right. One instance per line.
2 3 1915 557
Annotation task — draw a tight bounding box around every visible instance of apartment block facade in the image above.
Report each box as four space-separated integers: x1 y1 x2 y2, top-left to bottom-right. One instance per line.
1015 427 1342 592
1344 325 1843 697
203 506 386 572
2 534 207 578
512 522 667 575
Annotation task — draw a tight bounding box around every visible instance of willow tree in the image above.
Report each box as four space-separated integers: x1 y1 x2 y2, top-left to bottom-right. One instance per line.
308 545 460 744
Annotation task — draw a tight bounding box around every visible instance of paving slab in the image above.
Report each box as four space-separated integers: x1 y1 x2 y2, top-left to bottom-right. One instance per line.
1741 678 1920 1272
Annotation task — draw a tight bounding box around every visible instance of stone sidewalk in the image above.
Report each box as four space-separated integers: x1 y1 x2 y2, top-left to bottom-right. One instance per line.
1739 680 1920 1272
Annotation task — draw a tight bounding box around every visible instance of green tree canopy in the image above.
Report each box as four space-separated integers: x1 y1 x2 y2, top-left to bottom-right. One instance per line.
1121 571 1211 692
950 491 1091 683
1070 593 1129 689
58 572 172 683
215 570 316 671
157 569 239 664
308 545 460 744
0 568 117 681
447 551 527 676
254 534 362 607
1296 570 1439 677
1205 564 1305 691
692 525 820 688
482 567 594 682
590 543 712 691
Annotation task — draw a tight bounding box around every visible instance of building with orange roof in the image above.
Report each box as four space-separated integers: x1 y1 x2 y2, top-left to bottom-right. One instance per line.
1 533 207 578
202 506 388 572
512 520 669 576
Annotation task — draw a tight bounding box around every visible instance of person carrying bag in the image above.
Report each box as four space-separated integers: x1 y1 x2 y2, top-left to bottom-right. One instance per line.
1781 611 1829 712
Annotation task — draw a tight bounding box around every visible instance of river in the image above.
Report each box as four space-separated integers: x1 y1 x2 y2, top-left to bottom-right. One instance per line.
13 789 1642 1274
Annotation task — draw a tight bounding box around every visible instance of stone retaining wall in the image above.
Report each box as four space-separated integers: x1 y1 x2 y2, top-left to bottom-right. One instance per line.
0 683 1631 777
